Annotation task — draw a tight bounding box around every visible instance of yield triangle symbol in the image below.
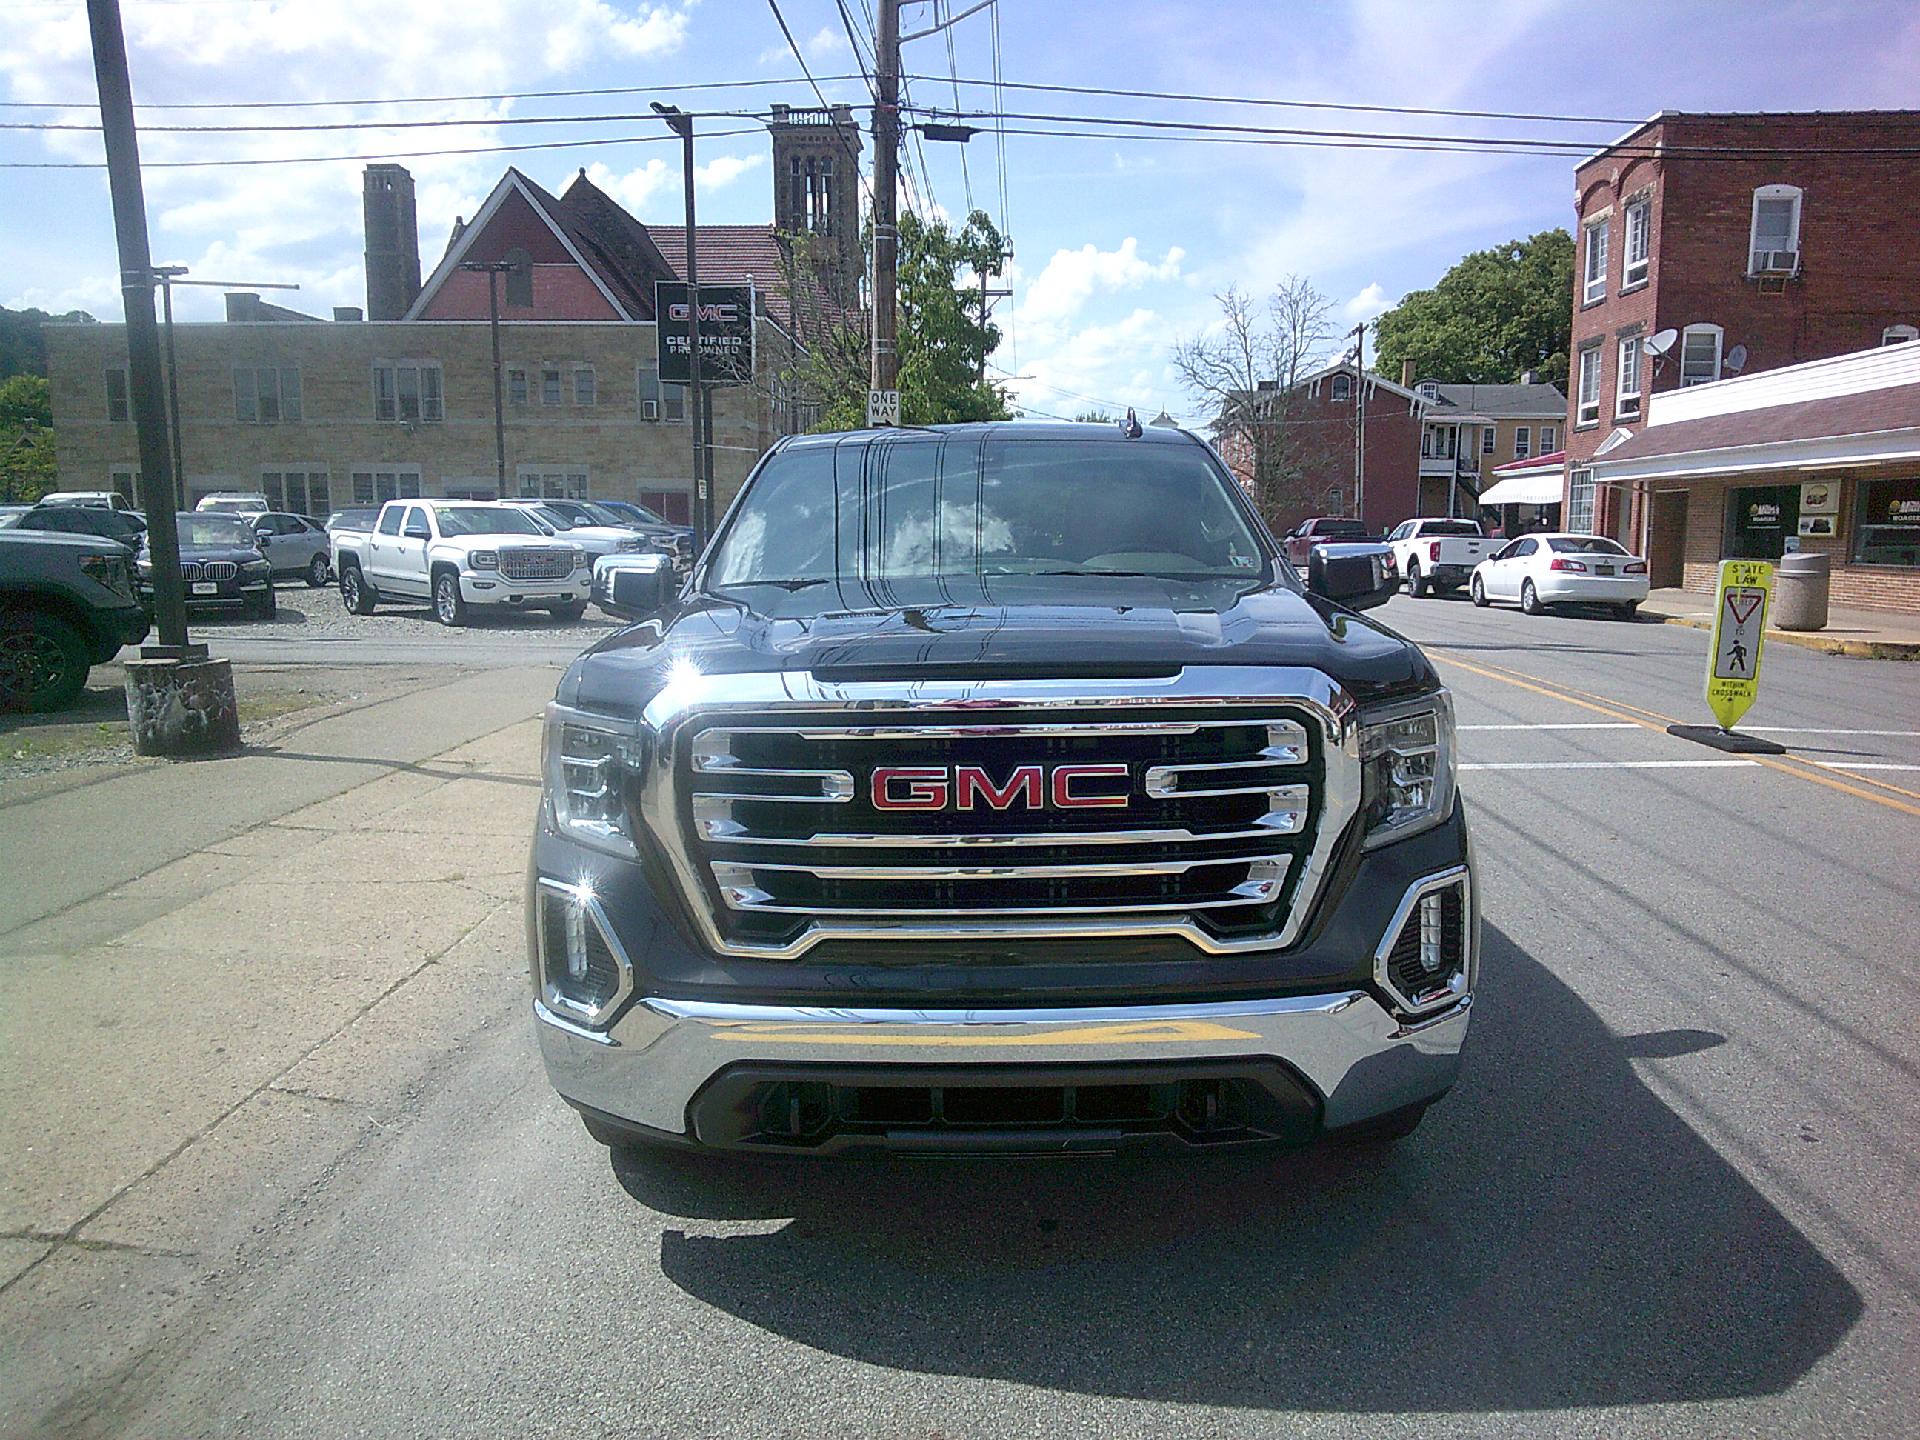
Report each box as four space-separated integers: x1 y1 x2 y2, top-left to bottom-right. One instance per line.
1727 592 1762 626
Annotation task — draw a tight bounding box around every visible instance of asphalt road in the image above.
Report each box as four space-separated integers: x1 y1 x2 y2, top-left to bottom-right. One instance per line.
7 595 1919 1438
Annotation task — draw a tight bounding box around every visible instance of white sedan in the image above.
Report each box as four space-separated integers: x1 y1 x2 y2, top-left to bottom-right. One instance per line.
1469 532 1649 618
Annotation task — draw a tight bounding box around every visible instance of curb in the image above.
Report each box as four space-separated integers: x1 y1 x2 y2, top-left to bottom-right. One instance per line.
1645 611 1920 661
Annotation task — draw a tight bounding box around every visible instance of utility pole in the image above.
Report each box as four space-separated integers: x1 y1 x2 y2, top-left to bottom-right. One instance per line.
460 260 512 498
653 102 712 542
871 0 901 400
1350 322 1367 526
977 256 1012 387
154 267 187 508
87 0 187 652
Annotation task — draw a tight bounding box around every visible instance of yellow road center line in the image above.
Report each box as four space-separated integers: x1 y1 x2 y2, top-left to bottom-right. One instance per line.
1429 648 1920 819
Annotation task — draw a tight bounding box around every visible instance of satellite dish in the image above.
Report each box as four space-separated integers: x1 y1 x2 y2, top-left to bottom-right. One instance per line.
1643 328 1680 357
1724 344 1749 373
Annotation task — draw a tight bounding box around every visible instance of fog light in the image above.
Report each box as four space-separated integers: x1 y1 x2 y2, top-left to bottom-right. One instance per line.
1419 891 1445 973
564 901 590 981
536 880 633 1027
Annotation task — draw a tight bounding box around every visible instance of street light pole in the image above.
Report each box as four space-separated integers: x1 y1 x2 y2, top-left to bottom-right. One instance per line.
460 260 512 499
871 0 901 398
652 102 712 544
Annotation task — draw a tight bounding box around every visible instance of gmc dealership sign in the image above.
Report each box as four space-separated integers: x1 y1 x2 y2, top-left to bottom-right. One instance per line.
656 281 754 386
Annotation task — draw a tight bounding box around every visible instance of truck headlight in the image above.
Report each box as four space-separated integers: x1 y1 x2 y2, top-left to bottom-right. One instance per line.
242 559 271 575
543 704 649 858
470 550 499 570
1360 690 1455 846
572 548 589 571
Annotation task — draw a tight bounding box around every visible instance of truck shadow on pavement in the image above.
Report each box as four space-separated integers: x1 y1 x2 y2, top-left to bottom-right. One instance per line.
614 923 1862 1414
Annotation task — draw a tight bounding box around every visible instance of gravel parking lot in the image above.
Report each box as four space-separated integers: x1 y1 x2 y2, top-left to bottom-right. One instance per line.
191 577 622 648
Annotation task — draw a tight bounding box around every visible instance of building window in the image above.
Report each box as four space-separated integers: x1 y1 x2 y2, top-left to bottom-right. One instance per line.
105 367 130 422
373 362 443 423
541 367 562 407
350 468 422 504
234 366 302 424
640 488 693 525
1623 198 1652 289
1576 346 1602 425
1680 324 1723 387
1416 380 1438 399
1616 337 1643 419
639 361 687 424
573 367 596 406
1514 426 1531 460
1852 478 1920 566
507 367 528 405
1330 372 1351 402
517 468 588 500
1748 185 1802 276
503 247 533 308
1481 425 1495 455
1539 425 1556 453
1568 467 1596 534
1884 324 1918 345
262 469 330 518
1583 217 1609 304
109 467 139 504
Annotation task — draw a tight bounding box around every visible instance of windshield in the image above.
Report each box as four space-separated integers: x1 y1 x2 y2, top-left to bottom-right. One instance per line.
525 505 575 531
1547 536 1629 555
1314 519 1368 538
580 503 631 528
708 436 1268 589
177 516 255 547
433 506 546 538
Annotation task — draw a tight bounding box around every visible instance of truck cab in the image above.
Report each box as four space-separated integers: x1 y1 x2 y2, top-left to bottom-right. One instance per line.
1387 518 1497 597
531 423 1474 1157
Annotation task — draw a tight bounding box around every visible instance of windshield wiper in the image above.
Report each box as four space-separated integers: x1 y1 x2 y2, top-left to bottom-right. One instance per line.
713 577 832 592
1017 567 1257 580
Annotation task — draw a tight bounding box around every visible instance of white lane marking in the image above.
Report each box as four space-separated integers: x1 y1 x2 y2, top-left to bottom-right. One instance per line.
1743 728 1920 736
1460 760 1757 771
1458 723 1640 731
1811 762 1920 771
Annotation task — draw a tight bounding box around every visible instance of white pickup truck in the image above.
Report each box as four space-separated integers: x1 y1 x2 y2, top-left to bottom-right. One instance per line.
1386 518 1499 597
332 499 592 625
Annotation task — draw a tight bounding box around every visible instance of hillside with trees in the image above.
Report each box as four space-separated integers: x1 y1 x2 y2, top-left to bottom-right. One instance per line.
1 304 97 381
1372 230 1573 386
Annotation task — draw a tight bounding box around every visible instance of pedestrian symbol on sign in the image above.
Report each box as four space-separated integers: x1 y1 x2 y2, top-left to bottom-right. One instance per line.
1703 560 1773 730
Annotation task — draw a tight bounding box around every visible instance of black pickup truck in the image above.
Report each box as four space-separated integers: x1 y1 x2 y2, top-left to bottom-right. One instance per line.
530 422 1474 1157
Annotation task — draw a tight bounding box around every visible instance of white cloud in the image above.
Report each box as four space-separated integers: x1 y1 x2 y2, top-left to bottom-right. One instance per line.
1016 238 1185 333
696 152 765 191
584 158 674 212
1344 282 1393 322
759 23 848 67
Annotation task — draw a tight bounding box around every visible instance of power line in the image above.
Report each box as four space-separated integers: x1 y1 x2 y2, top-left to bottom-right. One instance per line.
941 0 973 211
0 74 866 112
0 125 765 170
763 0 865 176
0 106 775 136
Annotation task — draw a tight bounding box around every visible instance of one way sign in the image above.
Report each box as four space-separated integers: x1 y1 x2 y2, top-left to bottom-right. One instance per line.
1705 558 1773 729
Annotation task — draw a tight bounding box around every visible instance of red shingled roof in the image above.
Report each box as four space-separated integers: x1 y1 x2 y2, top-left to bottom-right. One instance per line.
1597 384 1920 463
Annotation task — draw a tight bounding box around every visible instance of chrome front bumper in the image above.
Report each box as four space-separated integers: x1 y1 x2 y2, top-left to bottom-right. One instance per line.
534 987 1471 1139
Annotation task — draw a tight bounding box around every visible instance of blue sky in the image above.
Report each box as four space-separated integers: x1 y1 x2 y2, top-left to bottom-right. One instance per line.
3 0 1916 423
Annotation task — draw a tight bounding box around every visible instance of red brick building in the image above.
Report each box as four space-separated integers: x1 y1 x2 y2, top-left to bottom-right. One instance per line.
1214 362 1426 535
1561 110 1920 592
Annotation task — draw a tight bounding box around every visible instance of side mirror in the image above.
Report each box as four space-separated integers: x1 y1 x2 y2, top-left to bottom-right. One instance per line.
1307 542 1399 612
403 522 431 541
256 531 271 544
594 553 675 621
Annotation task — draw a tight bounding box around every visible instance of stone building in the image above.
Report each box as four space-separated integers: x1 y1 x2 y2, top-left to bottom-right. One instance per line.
46 107 863 524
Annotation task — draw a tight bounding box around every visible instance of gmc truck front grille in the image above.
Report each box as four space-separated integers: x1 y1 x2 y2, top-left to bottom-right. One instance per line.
500 547 574 580
670 703 1346 957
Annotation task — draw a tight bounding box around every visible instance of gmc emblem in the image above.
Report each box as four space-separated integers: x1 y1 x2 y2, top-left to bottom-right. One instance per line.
870 763 1131 811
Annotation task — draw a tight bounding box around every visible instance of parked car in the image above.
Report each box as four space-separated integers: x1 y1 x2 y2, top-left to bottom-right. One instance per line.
333 500 591 625
566 498 696 568
0 504 30 529
251 511 334 587
137 512 276 619
533 422 1468 1160
1386 518 1499 597
195 492 270 516
1281 516 1373 568
41 490 137 512
498 499 657 563
1469 532 1649 618
14 503 146 554
0 528 151 711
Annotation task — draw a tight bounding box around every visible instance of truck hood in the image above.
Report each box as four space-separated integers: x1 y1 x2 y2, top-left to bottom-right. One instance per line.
562 574 1436 713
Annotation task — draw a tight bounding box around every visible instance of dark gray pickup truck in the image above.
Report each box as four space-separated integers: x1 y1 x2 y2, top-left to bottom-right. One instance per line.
529 422 1474 1157
0 529 150 711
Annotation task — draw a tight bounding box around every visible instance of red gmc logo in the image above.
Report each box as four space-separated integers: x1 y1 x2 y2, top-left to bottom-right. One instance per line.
870 764 1131 811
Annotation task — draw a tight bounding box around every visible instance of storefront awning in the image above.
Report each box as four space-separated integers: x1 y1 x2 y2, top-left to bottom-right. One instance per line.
1478 471 1563 506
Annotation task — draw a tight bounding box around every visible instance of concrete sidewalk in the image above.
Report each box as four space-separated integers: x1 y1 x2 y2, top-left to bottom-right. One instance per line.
0 665 556 1295
1641 587 1920 660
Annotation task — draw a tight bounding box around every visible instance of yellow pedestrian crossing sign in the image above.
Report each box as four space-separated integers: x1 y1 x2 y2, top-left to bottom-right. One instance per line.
1705 559 1773 730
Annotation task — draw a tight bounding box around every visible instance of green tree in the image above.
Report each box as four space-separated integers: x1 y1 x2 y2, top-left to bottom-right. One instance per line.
779 208 1012 431
0 373 57 502
0 304 97 382
1372 230 1573 386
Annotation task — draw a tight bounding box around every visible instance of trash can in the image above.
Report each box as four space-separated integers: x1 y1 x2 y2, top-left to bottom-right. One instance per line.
1773 550 1831 631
